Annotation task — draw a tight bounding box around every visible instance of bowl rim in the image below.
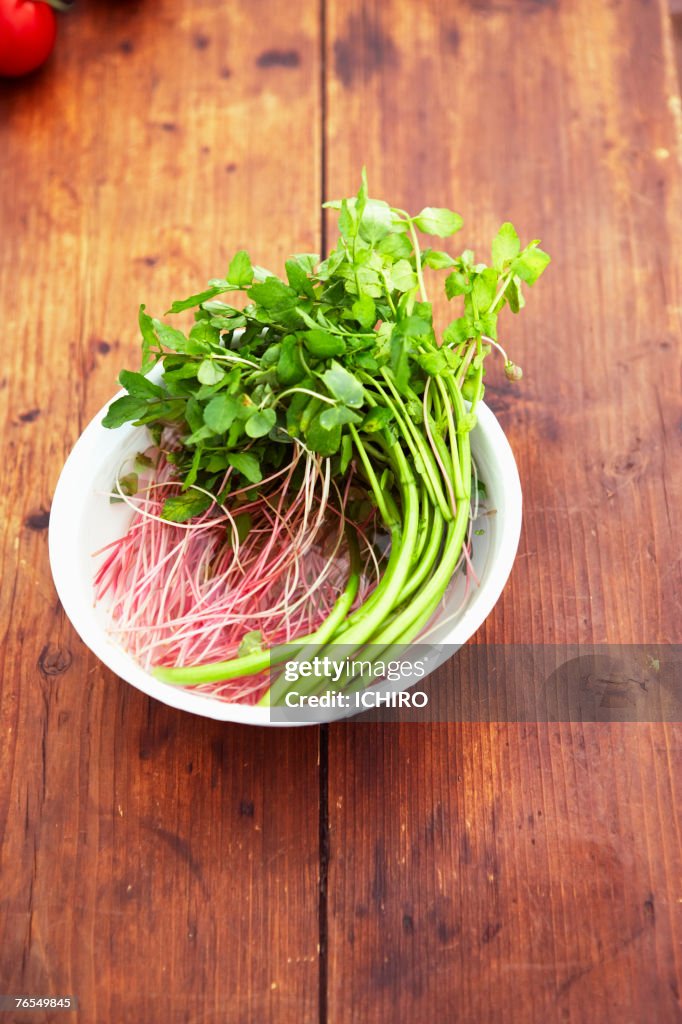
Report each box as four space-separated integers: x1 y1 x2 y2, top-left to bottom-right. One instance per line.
49 386 522 726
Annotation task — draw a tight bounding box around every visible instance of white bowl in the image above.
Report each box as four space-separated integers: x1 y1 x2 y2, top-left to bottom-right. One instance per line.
49 384 522 725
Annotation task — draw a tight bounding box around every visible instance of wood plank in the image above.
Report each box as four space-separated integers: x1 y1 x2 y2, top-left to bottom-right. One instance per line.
324 0 682 1020
0 3 322 1021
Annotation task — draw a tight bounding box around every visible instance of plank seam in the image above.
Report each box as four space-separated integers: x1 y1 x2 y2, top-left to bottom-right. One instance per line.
318 724 330 1024
318 2 330 1017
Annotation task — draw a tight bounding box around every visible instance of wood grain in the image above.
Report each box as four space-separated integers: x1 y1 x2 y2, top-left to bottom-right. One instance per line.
324 0 682 1021
1 0 681 1022
0 3 322 1022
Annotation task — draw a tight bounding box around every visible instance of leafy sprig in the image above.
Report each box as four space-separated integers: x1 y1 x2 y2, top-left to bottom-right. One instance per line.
104 172 550 520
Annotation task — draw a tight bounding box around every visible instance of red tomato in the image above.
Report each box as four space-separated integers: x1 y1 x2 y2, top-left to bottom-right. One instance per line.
0 0 57 78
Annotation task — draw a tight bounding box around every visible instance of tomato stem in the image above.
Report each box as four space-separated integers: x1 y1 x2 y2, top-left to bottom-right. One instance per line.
42 0 75 11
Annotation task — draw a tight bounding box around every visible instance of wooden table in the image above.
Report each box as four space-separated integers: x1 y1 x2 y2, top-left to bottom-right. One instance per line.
1 2 680 1021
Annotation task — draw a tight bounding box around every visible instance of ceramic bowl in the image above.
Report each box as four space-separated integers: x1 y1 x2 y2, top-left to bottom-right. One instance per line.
49 382 522 725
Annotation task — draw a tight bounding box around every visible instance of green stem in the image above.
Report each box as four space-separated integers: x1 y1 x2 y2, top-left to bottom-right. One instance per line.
489 271 513 314
367 486 470 646
392 208 428 303
363 377 438 514
469 336 484 416
400 505 446 601
380 270 398 316
351 235 362 297
259 529 363 705
411 485 432 566
407 219 428 302
434 376 465 500
349 425 393 525
155 645 273 687
269 387 335 412
445 377 472 501
331 435 420 646
455 342 477 389
374 370 454 522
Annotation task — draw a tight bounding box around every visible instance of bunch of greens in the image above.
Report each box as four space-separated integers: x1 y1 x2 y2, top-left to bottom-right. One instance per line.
103 173 549 698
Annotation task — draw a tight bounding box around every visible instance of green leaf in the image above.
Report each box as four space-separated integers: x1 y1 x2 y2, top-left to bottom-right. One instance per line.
376 233 413 260
340 433 353 474
396 315 433 343
480 311 498 339
138 304 158 373
185 396 204 433
238 630 263 656
319 405 362 429
491 222 520 271
190 321 221 346
512 246 551 285
417 351 448 376
118 369 164 399
302 329 346 358
389 259 418 292
197 360 226 385
227 250 254 287
245 408 276 437
196 381 226 402
506 276 525 314
358 199 393 244
345 265 383 298
202 299 241 315
338 198 356 239
423 249 456 270
413 207 463 237
442 317 471 345
285 258 316 299
354 353 379 371
321 361 365 408
413 300 433 322
307 413 342 456
471 268 498 313
227 452 262 484
251 264 277 282
163 359 199 382
315 247 345 282
166 286 224 314
185 424 215 445
277 335 307 384
153 320 191 353
102 395 151 429
116 472 138 497
247 277 298 312
445 271 470 298
351 294 376 329
161 489 213 523
210 314 247 331
295 306 322 331
203 394 241 433
356 168 368 220
360 406 393 432
291 253 319 273
261 343 281 368
182 443 204 488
